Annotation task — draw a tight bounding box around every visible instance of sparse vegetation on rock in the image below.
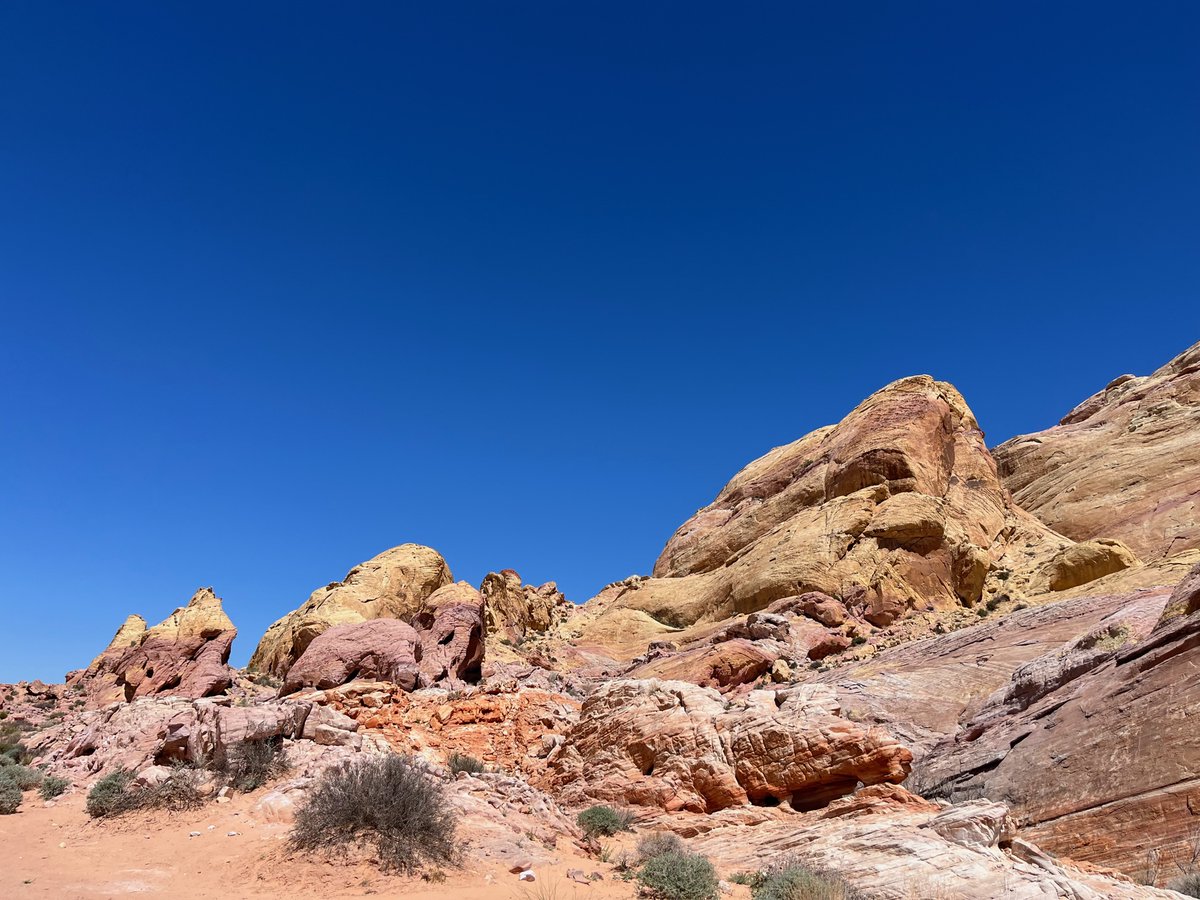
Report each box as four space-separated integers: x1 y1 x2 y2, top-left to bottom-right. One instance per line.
219 736 287 792
576 804 634 837
747 856 858 900
448 752 485 775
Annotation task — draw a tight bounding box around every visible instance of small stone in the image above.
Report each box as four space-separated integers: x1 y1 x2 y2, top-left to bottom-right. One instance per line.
518 870 536 882
188 831 201 838
227 831 240 837
58 842 66 849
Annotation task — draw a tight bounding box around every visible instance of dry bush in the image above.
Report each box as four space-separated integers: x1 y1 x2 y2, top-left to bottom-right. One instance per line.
290 753 458 872
219 736 287 792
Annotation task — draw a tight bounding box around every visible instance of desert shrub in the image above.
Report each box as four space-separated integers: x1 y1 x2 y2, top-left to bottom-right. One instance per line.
0 764 43 791
637 851 719 900
291 753 458 872
220 737 287 792
576 804 634 838
143 765 205 811
39 775 70 800
637 830 685 862
447 752 485 775
1169 874 1200 898
0 778 20 814
751 857 857 900
86 769 139 818
0 711 7 720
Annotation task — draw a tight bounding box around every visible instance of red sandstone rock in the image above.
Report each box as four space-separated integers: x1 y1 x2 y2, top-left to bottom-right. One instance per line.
541 679 911 813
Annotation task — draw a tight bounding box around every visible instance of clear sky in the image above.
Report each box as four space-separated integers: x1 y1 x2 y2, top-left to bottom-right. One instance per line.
1 3 1198 681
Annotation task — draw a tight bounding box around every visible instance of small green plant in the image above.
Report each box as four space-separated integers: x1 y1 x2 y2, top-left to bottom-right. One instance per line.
0 778 21 814
144 765 205 811
447 752 485 775
0 711 8 720
850 635 867 646
750 856 857 900
39 775 70 800
637 851 719 900
0 764 43 791
976 607 989 617
576 804 634 838
637 830 685 862
86 769 138 818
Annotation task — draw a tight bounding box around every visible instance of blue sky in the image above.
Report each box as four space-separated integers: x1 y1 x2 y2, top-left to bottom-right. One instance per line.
1 3 1197 681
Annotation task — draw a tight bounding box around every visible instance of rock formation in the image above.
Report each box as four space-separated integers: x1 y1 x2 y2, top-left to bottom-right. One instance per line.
70 588 237 706
248 543 453 677
542 679 911 812
908 564 1200 880
572 376 1073 663
480 569 573 639
280 581 486 694
996 339 1200 562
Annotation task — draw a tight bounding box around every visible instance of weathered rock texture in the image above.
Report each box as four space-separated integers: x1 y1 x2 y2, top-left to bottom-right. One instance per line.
542 679 911 812
574 376 1072 662
29 693 361 779
480 569 573 639
70 588 237 706
911 565 1200 883
688 785 1175 899
280 581 485 694
249 544 453 676
317 680 580 777
812 587 1171 756
996 340 1200 562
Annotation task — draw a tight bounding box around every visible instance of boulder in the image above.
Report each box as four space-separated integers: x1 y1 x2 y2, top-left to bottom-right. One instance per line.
541 679 911 813
1040 538 1140 591
279 581 484 694
280 619 422 695
995 340 1200 562
248 543 452 677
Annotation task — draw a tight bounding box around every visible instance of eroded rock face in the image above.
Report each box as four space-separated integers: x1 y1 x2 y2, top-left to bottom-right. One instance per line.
29 694 360 779
317 680 580 777
996 340 1200 563
71 588 237 706
688 786 1174 899
911 574 1200 882
541 679 911 813
280 581 485 694
248 544 453 677
575 376 1070 660
481 569 573 639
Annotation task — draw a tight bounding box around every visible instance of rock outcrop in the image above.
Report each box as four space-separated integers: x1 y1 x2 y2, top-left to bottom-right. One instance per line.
70 588 237 706
910 564 1200 882
542 679 911 812
995 340 1200 562
280 581 486 694
689 785 1175 899
573 376 1071 662
248 544 453 677
480 569 573 639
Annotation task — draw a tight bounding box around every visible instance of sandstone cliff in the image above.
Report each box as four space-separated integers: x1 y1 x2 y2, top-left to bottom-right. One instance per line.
995 339 1200 562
